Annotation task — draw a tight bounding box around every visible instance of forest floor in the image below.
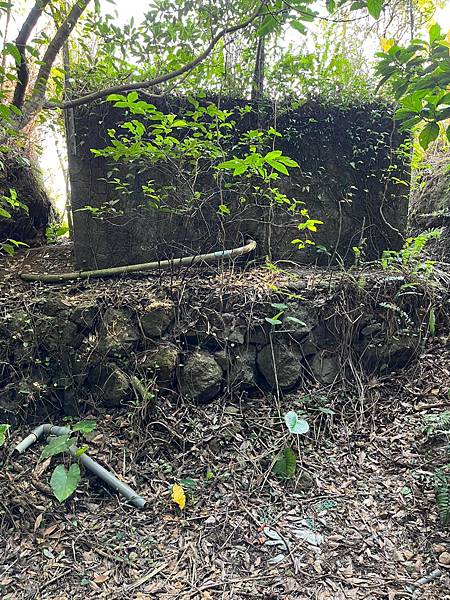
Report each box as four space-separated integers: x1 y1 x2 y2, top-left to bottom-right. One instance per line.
1 244 450 599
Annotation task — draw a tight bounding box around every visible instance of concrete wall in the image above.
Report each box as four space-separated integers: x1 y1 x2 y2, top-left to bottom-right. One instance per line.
68 97 410 270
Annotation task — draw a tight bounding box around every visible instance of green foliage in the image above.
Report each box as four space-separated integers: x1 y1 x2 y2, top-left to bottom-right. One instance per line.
40 434 74 459
93 96 321 248
71 420 97 434
0 238 27 256
435 468 450 526
284 410 310 434
423 411 450 439
39 420 97 503
272 447 297 479
366 0 384 18
0 188 29 255
380 229 442 275
267 23 376 103
265 302 307 327
0 188 28 220
272 411 309 480
0 424 10 447
376 24 450 148
45 222 69 244
50 463 81 503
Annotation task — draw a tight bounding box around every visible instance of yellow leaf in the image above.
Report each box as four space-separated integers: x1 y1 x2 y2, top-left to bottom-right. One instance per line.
380 37 394 52
447 29 450 44
171 483 186 510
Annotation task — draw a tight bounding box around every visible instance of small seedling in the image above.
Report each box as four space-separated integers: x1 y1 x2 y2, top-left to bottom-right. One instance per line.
272 411 309 479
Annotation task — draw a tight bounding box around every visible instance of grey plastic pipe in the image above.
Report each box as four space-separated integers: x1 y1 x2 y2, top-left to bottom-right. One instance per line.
15 424 146 508
20 238 257 283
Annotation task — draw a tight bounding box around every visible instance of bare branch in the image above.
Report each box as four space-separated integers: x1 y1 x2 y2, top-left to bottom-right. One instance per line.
44 1 270 111
12 0 52 109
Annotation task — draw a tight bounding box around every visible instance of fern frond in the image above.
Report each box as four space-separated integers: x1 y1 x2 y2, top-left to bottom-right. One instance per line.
435 468 450 526
423 411 450 438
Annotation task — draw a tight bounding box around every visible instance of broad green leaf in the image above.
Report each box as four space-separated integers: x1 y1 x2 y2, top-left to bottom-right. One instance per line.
285 316 307 325
290 20 307 35
257 15 277 36
293 8 316 23
0 207 11 219
179 478 197 489
438 92 450 106
267 160 289 175
0 424 10 447
272 447 297 479
271 302 288 310
41 434 74 459
277 156 299 168
419 122 439 150
367 0 384 19
265 150 283 161
50 464 81 503
217 159 241 169
3 42 21 65
107 94 126 102
1 243 14 255
284 411 310 434
127 91 139 103
429 23 442 44
72 420 96 434
265 316 283 326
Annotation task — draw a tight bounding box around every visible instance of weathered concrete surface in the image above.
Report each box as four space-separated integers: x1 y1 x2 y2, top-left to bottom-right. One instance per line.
68 97 410 270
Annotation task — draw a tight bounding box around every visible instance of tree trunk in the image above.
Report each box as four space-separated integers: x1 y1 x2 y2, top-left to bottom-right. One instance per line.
12 0 52 109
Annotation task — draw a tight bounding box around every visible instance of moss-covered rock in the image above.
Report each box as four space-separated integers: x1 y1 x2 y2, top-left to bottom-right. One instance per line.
180 350 223 402
229 346 259 392
98 308 139 356
140 343 178 386
257 343 303 390
88 363 130 407
140 300 174 338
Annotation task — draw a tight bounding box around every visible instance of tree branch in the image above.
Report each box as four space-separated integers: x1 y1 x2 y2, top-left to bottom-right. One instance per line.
12 0 52 109
21 0 93 123
44 1 270 111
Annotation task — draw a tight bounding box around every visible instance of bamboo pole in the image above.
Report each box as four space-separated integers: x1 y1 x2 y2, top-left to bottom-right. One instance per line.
20 239 257 283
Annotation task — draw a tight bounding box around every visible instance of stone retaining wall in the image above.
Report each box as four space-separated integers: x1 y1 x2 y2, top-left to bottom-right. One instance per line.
0 267 442 424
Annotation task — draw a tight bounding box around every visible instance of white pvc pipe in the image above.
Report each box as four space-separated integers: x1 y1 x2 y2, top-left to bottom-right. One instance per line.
15 423 146 508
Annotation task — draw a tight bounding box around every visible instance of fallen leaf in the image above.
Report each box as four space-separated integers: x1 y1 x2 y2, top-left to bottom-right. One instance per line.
34 513 43 532
171 483 186 510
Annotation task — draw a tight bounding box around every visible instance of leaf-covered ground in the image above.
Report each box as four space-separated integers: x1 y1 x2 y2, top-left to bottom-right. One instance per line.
1 333 450 600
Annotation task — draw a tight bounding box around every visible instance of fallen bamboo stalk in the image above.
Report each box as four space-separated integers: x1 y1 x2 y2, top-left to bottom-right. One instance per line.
20 239 257 283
